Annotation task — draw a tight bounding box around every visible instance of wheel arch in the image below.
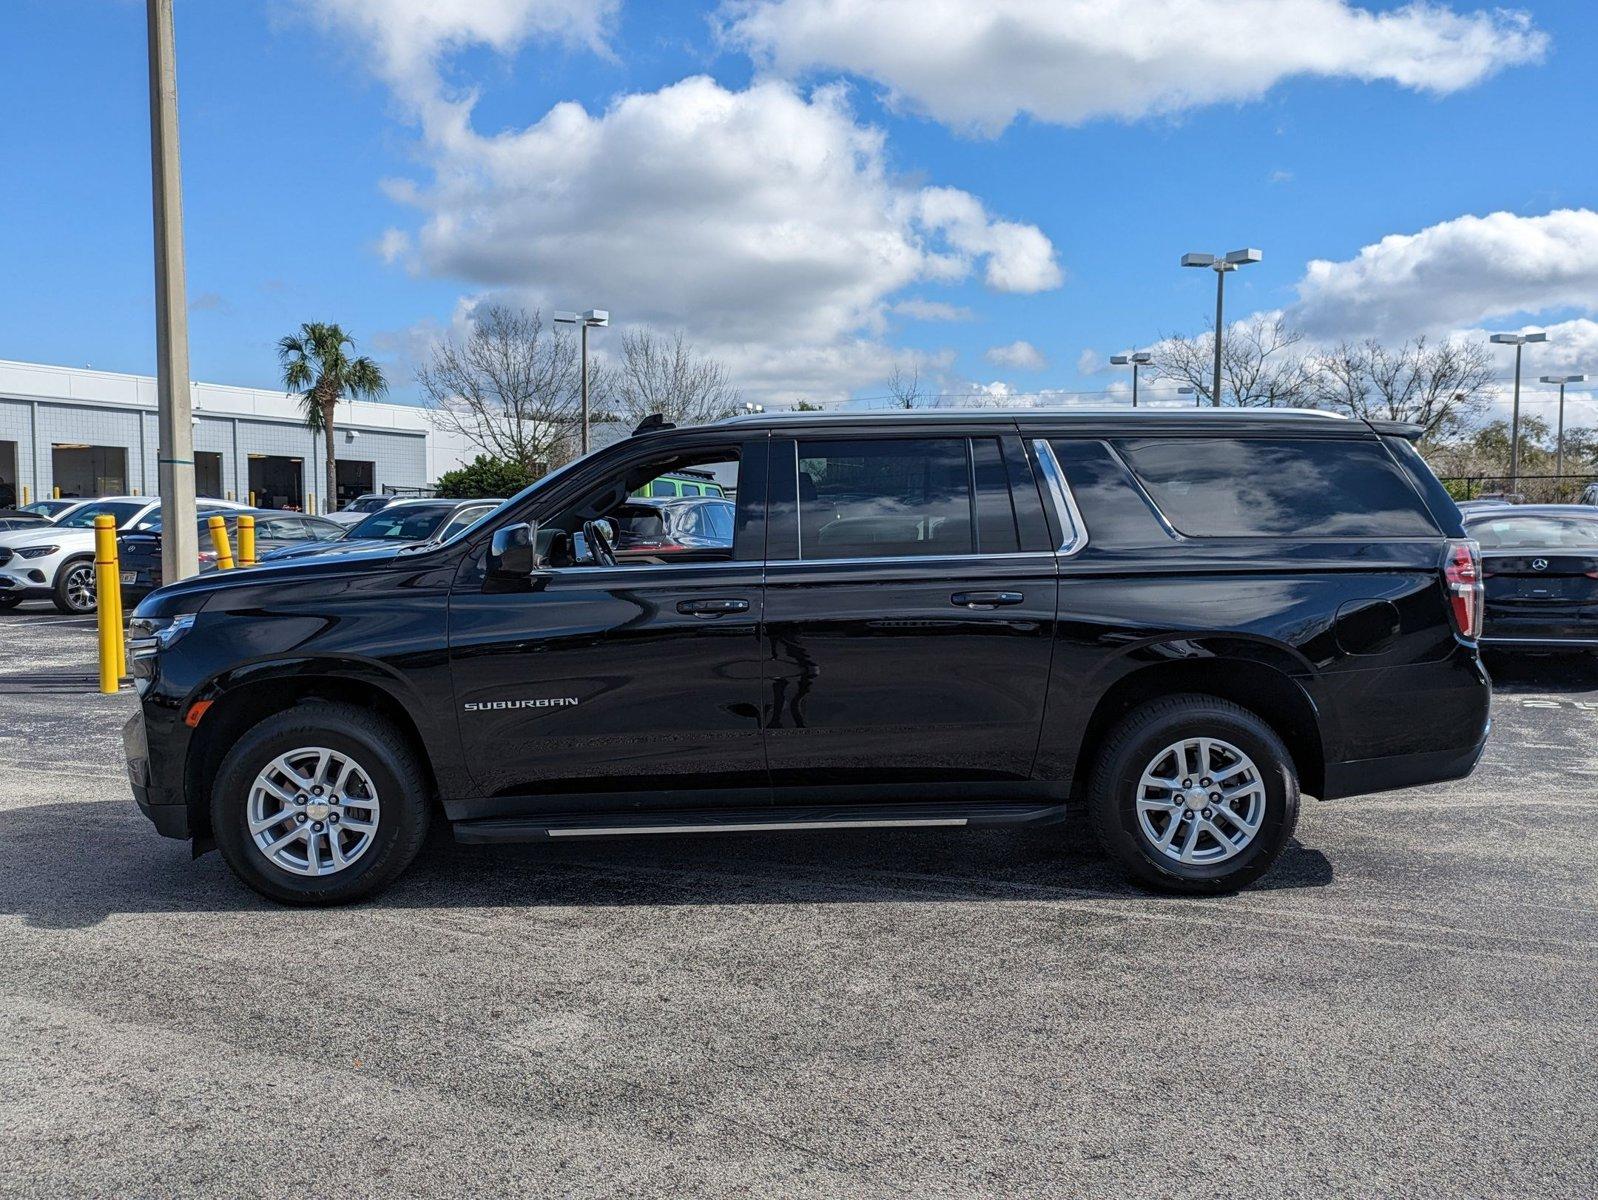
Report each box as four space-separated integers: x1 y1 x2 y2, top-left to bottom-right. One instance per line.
183 669 440 842
1068 657 1327 800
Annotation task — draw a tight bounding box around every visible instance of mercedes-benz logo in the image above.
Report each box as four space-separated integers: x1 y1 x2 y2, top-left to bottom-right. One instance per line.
1532 558 1548 571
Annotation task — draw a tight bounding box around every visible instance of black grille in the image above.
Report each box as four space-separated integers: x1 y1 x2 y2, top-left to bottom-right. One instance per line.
0 547 12 567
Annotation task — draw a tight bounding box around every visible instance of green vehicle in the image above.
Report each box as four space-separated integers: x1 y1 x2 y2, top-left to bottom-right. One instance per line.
632 471 726 500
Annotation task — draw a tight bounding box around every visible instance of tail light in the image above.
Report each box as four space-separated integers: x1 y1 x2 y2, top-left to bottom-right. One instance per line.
1443 539 1483 641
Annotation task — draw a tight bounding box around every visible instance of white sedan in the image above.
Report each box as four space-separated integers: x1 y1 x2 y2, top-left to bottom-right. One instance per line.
0 495 249 614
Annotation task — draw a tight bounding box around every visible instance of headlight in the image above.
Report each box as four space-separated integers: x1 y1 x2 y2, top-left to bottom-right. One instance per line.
17 545 58 558
127 613 197 677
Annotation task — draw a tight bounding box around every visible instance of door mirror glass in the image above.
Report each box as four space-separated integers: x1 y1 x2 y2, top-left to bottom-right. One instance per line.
487 521 540 586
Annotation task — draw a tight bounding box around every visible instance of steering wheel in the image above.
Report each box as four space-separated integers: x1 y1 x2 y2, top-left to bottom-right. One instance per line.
582 519 618 567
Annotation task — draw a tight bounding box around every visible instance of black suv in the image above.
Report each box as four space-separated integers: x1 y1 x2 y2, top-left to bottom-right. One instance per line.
123 409 1490 904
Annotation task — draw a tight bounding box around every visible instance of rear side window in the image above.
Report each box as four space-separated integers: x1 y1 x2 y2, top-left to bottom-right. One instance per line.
798 438 972 559
1114 437 1439 538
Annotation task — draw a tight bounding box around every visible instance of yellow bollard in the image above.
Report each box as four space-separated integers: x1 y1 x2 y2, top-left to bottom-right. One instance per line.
21 485 29 505
93 516 120 693
207 515 236 569
249 490 256 506
52 486 61 499
237 514 256 567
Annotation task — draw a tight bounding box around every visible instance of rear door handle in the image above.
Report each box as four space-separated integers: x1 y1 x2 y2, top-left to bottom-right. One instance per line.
951 591 1024 609
677 597 751 617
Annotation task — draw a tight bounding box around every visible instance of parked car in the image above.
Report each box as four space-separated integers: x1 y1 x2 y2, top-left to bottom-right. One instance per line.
1455 499 1515 514
609 495 737 561
19 498 78 519
0 496 250 613
1463 504 1598 651
1579 482 1598 507
118 509 347 607
325 492 401 529
123 407 1490 906
0 508 51 533
259 497 502 562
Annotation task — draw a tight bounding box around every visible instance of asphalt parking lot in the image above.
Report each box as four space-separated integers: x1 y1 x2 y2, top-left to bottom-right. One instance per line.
0 605 1593 1199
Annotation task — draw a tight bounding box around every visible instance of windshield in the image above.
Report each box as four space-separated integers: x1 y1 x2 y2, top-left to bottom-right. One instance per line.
349 496 390 513
1467 512 1598 549
347 505 454 541
56 500 147 529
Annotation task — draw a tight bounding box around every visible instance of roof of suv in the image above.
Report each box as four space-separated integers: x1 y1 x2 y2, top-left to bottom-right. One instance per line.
716 406 1354 425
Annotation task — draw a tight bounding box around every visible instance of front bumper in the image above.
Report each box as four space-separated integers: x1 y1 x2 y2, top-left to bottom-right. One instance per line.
123 710 189 839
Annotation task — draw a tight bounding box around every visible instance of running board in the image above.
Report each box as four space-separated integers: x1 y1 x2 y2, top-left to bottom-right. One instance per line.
452 801 1066 845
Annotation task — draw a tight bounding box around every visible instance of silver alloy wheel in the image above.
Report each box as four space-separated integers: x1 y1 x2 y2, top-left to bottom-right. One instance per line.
1134 736 1266 866
64 563 96 612
246 747 381 877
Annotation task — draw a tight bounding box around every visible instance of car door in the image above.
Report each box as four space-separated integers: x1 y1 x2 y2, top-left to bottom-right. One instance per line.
445 435 771 816
760 430 1059 798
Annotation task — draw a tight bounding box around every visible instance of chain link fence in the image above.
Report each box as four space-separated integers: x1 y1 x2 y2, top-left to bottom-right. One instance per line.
1435 473 1598 504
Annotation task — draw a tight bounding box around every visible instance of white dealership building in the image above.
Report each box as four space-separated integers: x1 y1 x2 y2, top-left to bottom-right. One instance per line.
0 359 475 511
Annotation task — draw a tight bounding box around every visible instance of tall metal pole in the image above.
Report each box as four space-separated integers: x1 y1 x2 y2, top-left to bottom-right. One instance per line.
1509 343 1523 494
147 0 197 581
579 322 590 456
1555 379 1567 480
1211 266 1226 407
1131 362 1140 408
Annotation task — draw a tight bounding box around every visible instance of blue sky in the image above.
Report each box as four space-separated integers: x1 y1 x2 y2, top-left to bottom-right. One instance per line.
3 0 1596 419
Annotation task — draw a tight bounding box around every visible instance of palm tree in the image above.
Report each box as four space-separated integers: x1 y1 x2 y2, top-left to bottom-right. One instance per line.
277 323 387 512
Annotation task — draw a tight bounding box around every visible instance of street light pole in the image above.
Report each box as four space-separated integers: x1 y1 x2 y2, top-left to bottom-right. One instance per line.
146 0 197 582
1490 331 1548 494
555 309 609 455
1110 351 1153 408
1540 373 1589 480
1182 248 1261 406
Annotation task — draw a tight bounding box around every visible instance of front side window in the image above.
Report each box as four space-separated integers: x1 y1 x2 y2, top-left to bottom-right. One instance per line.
1115 437 1438 539
544 448 743 566
797 438 973 560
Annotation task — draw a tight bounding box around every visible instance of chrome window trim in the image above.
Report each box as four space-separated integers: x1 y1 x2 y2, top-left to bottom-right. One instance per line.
1099 439 1183 540
536 550 1060 577
1029 438 1089 556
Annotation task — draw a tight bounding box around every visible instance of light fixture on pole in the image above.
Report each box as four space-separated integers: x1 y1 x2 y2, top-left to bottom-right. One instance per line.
554 309 609 455
1109 351 1154 407
1539 373 1588 479
1181 248 1261 406
1177 386 1199 407
1489 330 1548 492
741 402 765 414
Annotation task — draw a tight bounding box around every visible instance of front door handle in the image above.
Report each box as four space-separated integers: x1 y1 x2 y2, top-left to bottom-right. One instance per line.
677 597 751 617
951 591 1024 609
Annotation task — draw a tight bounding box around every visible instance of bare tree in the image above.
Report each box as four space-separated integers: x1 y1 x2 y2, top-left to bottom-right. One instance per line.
1309 336 1493 438
1149 314 1314 407
606 330 741 428
886 365 923 409
417 305 582 473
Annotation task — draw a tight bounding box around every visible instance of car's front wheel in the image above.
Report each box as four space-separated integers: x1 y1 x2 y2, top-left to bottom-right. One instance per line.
211 703 431 905
52 557 96 614
1087 694 1299 894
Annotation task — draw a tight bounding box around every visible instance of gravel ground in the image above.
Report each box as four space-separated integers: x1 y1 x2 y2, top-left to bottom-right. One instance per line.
0 604 1593 1198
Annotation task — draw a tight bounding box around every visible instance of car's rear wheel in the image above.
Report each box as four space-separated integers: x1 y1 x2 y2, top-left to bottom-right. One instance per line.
1087 694 1299 894
211 703 431 905
52 557 96 614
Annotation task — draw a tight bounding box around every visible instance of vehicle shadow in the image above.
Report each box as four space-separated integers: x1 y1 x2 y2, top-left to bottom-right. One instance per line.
1482 649 1598 695
0 800 1333 928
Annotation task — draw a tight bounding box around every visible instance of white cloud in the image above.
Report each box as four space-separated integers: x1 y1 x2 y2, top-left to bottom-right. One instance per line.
724 0 1547 135
1290 209 1598 339
890 298 973 322
984 339 1047 370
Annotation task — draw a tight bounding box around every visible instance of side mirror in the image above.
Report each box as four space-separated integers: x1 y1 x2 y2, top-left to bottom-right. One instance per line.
486 521 540 588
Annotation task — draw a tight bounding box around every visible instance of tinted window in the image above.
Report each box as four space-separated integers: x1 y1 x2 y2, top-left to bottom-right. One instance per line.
1050 439 1172 548
972 438 1020 554
650 480 676 498
703 502 735 542
1466 513 1598 549
797 438 972 559
1115 437 1438 538
58 500 147 530
438 505 494 541
348 506 452 541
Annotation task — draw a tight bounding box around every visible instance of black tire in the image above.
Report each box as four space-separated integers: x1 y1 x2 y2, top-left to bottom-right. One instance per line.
1087 694 1299 895
0 593 21 610
211 703 431 905
52 556 97 614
